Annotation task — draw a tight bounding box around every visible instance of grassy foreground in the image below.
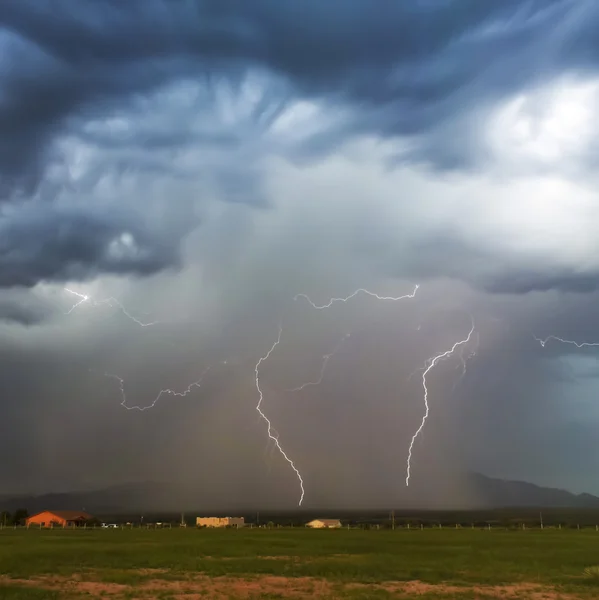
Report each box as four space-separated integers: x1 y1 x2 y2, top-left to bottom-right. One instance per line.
1 528 598 598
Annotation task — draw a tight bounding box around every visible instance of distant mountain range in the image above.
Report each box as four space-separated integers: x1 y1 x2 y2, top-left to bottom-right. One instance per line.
1 474 598 515
468 473 599 509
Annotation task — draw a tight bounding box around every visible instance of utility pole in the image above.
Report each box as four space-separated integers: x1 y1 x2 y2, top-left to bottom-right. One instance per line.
391 510 395 531
540 512 543 530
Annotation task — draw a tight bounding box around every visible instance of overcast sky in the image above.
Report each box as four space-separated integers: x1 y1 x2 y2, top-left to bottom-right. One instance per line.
1 0 599 508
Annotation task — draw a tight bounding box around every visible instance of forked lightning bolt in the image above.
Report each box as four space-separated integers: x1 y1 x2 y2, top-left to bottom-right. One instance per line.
106 366 214 411
286 333 351 393
255 325 305 506
64 288 159 327
405 319 476 486
294 284 419 309
533 334 599 349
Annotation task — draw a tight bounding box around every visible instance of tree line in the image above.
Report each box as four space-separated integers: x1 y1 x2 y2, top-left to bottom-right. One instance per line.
0 509 28 526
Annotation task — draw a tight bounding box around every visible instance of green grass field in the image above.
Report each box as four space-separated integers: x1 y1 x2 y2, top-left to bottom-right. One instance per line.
1 528 598 598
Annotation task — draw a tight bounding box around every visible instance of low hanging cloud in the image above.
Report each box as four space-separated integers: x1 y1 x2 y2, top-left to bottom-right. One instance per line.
0 201 184 288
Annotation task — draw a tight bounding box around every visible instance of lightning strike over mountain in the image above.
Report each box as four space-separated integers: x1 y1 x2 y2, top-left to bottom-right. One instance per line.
533 335 599 349
405 319 476 487
64 288 160 327
106 366 214 411
286 333 351 393
294 284 419 309
255 324 305 506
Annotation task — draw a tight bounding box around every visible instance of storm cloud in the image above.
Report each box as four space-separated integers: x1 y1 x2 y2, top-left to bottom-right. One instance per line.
0 1 599 507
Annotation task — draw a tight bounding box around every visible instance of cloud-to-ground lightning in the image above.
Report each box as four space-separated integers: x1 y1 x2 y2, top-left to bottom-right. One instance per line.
405 318 476 487
106 366 214 411
533 334 599 349
286 333 351 393
64 288 160 327
255 324 306 506
294 284 419 309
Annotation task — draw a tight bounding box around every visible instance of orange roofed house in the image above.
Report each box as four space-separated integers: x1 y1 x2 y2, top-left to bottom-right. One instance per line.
26 510 95 528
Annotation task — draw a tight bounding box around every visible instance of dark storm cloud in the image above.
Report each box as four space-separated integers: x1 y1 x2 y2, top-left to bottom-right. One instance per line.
0 0 596 289
0 0 594 185
0 202 181 287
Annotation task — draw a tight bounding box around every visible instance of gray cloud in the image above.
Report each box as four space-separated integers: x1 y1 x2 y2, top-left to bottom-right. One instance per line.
0 202 183 288
0 0 594 185
1 0 598 289
0 298 49 326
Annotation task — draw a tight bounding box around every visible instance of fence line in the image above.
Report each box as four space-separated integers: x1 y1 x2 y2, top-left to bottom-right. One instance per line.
1 523 599 531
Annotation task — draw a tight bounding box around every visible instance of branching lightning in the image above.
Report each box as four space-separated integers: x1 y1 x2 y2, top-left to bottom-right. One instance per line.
405 318 476 487
533 334 599 349
286 333 351 393
451 330 480 392
294 284 419 309
255 324 305 505
106 364 220 411
64 288 160 327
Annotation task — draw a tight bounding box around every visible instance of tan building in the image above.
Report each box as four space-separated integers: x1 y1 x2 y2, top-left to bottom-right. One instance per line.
196 516 245 528
306 518 342 529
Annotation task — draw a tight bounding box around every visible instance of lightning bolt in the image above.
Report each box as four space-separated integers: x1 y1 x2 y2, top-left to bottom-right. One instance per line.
451 330 480 393
64 288 160 327
255 324 305 506
294 284 419 309
533 334 599 349
405 318 476 486
106 366 213 411
286 333 351 393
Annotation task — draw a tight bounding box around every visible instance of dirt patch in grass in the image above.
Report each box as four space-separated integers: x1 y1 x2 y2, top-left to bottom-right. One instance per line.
0 573 586 599
0 575 128 596
370 580 580 599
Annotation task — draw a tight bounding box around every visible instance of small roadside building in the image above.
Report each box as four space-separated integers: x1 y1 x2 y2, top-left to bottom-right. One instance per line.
26 510 94 528
196 516 245 528
306 518 342 529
